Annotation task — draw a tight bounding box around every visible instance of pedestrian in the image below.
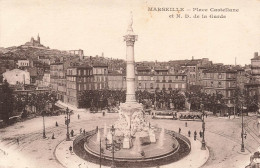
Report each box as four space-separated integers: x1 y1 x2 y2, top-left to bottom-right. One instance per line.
194 131 197 141
206 114 208 118
83 129 86 135
78 114 80 119
71 129 74 137
185 122 187 127
179 128 181 134
69 146 72 154
52 133 55 139
199 131 202 138
188 130 191 137
80 128 82 134
103 111 105 116
16 138 19 145
56 121 58 127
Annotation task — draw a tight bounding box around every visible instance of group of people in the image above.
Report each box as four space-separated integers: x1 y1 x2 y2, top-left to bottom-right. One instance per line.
179 114 204 120
186 130 204 140
177 121 204 141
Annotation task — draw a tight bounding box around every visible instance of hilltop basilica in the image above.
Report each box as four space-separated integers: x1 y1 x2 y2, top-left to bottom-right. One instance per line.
22 34 47 48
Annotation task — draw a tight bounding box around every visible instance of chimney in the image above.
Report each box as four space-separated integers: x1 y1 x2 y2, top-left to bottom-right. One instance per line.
254 52 258 58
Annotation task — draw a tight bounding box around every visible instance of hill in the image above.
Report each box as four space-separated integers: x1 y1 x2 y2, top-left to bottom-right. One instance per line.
0 46 71 60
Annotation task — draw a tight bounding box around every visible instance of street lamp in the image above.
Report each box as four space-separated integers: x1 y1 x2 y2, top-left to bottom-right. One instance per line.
154 92 157 110
100 138 104 168
241 103 245 152
105 125 121 168
65 107 71 141
42 111 46 139
201 104 206 150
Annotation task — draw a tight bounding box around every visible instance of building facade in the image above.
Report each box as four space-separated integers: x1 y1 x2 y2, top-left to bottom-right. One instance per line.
3 69 30 85
135 66 187 92
202 69 237 106
64 64 108 107
50 63 66 101
251 52 260 77
92 64 108 90
65 65 93 107
17 59 30 68
107 72 126 90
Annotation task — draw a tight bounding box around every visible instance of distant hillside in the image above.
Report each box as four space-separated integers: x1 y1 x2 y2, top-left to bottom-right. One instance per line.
0 47 9 53
0 46 71 60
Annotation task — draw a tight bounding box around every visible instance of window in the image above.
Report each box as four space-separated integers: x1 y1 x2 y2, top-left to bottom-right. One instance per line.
150 83 153 89
182 84 185 88
218 73 222 79
175 84 178 88
218 82 222 87
211 81 213 87
210 73 214 78
84 70 86 75
139 83 141 88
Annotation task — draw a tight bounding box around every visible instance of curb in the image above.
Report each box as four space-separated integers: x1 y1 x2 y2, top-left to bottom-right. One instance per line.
53 139 68 168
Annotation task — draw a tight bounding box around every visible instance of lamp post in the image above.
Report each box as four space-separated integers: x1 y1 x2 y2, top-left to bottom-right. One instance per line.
241 103 245 152
154 91 157 110
105 125 121 168
111 125 116 168
201 104 206 150
100 138 104 168
42 111 46 138
65 107 70 141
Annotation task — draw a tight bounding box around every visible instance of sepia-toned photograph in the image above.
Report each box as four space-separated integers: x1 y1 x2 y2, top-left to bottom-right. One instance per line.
0 0 260 167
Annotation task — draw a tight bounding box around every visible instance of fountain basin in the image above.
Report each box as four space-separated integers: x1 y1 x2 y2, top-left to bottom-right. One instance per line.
73 129 191 167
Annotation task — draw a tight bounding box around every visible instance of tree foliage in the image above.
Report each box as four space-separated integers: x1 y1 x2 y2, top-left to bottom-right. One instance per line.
0 80 14 124
78 90 126 109
13 91 57 116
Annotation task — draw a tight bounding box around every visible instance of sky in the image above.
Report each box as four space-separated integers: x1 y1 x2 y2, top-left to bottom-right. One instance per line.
0 0 259 65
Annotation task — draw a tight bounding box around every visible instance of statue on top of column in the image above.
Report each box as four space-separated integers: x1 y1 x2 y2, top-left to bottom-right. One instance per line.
127 11 133 33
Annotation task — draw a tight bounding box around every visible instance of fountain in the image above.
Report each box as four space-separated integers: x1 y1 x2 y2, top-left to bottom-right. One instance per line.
96 129 100 143
131 134 141 154
158 127 165 148
73 12 192 167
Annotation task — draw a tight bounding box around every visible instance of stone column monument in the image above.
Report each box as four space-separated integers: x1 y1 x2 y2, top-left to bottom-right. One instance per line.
124 11 138 103
113 12 151 149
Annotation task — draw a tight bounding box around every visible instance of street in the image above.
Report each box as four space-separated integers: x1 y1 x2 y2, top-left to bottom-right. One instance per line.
0 112 258 168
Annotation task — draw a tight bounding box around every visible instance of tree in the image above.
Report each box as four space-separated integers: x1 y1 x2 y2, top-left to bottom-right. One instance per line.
0 80 14 124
